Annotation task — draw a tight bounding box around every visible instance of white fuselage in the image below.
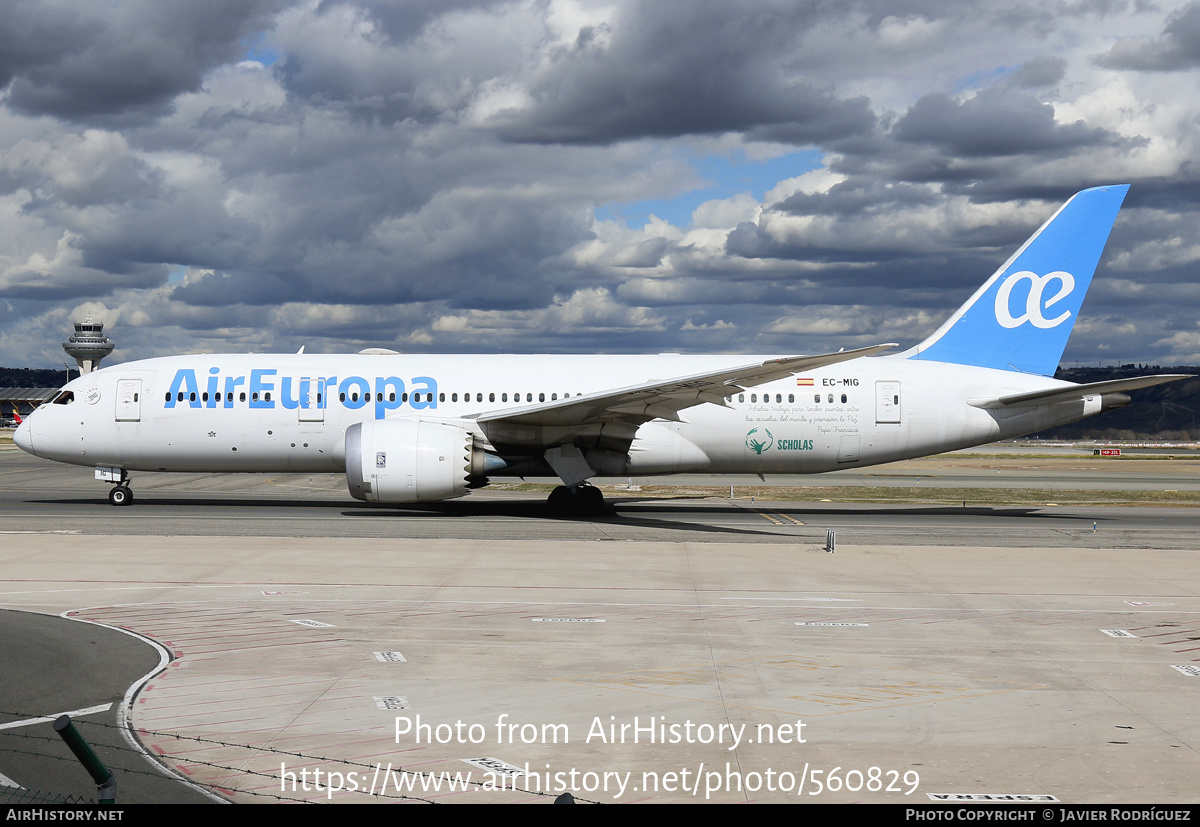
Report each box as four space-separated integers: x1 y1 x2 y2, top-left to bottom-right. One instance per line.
17 352 1088 479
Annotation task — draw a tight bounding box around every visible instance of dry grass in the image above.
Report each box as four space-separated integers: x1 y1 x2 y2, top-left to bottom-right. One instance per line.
491 482 1200 507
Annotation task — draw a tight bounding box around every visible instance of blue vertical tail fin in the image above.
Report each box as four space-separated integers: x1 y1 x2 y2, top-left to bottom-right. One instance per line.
907 184 1129 376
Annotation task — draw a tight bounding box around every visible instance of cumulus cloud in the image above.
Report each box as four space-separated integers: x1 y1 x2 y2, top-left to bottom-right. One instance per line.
0 0 285 124
1 0 1200 367
1095 2 1200 72
483 2 877 145
893 87 1123 157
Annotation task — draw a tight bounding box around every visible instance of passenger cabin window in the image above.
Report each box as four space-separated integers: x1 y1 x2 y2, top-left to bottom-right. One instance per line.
841 393 847 403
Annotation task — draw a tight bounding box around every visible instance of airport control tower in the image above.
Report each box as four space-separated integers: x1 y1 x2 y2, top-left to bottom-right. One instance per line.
62 316 114 374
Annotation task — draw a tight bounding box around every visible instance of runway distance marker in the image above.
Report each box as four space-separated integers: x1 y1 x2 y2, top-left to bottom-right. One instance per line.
926 793 1059 801
464 757 522 775
374 696 411 709
532 618 606 622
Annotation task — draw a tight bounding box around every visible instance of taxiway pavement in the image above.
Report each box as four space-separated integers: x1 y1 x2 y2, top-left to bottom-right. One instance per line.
1 449 1197 804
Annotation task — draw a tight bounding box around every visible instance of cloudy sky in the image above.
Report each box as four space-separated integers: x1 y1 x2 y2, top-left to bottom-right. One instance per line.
2 0 1200 369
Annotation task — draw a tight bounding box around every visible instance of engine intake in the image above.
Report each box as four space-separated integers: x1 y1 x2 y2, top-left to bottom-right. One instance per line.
345 419 474 503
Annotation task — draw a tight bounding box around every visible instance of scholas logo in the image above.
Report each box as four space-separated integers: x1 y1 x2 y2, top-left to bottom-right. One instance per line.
162 368 438 420
745 428 814 453
745 428 773 455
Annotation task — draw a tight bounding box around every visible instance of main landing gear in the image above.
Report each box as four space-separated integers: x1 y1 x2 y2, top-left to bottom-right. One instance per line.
547 483 606 517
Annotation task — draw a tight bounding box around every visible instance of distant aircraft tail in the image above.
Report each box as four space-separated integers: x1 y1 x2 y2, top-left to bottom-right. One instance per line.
905 184 1129 376
10 410 19 425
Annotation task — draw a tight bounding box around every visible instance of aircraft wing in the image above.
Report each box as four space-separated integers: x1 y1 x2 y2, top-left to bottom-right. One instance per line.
968 375 1193 409
473 343 896 432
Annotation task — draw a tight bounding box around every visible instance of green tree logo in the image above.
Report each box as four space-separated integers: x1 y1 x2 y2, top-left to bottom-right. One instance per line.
745 427 773 455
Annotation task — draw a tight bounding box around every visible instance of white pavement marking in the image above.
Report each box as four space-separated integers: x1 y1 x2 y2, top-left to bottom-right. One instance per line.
0 703 112 731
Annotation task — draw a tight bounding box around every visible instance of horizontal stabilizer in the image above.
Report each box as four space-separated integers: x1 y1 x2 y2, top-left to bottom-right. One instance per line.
968 374 1192 409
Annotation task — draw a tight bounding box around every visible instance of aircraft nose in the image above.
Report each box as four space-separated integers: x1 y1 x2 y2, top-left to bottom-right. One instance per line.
13 420 33 454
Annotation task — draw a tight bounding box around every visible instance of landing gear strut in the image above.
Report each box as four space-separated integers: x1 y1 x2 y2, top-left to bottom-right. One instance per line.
108 484 133 506
547 484 606 516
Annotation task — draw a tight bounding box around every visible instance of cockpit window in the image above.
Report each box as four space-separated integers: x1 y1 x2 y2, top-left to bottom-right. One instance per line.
51 390 75 405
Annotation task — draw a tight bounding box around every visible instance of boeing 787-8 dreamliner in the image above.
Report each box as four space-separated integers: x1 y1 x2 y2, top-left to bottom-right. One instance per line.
14 185 1188 513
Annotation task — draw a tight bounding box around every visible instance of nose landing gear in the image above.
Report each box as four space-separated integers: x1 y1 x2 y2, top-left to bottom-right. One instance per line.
96 466 133 506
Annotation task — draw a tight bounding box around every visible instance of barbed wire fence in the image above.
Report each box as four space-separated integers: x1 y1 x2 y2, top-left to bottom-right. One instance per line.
1 712 599 804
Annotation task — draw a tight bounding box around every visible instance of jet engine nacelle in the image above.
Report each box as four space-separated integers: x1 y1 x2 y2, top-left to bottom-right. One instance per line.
345 419 473 503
